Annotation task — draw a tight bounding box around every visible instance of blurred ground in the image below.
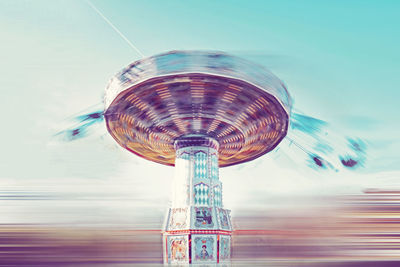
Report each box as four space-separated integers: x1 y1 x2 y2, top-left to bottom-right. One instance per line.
0 191 399 266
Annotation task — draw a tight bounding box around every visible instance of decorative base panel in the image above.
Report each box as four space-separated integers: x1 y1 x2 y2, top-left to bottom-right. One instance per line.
163 232 231 264
163 207 232 264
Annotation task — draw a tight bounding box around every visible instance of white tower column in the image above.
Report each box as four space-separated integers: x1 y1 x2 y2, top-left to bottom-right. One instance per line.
163 135 232 265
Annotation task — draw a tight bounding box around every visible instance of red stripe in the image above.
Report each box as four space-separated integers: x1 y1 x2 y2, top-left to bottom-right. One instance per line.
165 229 232 235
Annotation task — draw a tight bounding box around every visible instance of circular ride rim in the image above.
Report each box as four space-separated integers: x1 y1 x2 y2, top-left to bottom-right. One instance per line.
104 51 291 167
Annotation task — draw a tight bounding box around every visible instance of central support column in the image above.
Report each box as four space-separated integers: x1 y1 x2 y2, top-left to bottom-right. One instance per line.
163 135 232 265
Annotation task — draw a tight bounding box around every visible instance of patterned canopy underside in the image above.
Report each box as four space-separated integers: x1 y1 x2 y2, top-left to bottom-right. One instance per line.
105 73 289 167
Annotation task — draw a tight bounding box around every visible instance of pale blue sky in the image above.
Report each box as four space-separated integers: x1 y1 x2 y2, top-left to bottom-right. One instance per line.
0 0 399 223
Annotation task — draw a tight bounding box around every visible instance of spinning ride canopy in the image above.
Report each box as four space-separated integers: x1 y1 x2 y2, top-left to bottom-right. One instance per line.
104 51 292 167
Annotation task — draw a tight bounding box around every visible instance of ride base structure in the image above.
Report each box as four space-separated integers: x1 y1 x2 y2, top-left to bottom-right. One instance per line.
163 136 232 265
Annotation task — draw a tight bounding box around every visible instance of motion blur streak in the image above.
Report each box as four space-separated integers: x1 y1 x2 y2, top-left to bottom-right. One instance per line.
233 190 400 266
0 227 162 265
0 190 399 265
